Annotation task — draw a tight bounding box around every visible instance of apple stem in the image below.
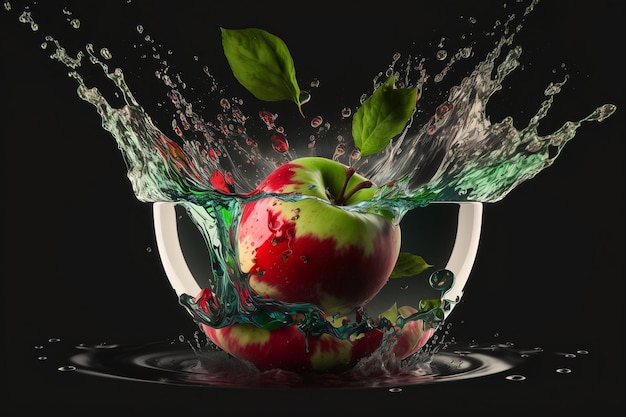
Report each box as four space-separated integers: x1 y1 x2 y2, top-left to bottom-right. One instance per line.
332 166 372 205
342 180 373 203
333 167 355 205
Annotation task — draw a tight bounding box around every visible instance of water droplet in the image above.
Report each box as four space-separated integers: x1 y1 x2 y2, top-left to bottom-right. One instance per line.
100 48 112 60
310 79 319 88
70 18 80 29
564 353 576 358
58 365 77 372
259 110 276 130
146 247 152 253
436 50 447 60
576 350 589 355
332 143 346 160
34 345 44 350
389 387 402 393
271 132 289 154
4 1 11 11
40 42 47 49
505 374 526 381
48 338 61 343
37 356 48 361
220 98 231 109
429 269 454 292
556 368 572 374
136 25 144 34
310 116 323 128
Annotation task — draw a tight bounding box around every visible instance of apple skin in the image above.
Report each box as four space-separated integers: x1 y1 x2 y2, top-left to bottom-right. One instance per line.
199 304 433 372
237 156 402 317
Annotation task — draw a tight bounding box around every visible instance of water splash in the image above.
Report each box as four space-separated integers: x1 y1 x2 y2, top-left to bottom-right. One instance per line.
3 0 616 372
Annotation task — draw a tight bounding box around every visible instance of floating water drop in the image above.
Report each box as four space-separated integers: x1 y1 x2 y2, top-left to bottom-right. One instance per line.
271 132 289 154
310 116 323 128
69 18 80 29
58 365 77 372
429 269 454 292
506 374 526 381
299 90 311 105
556 368 572 374
219 98 231 109
389 387 402 393
100 48 112 60
258 110 276 130
436 50 447 60
332 143 346 160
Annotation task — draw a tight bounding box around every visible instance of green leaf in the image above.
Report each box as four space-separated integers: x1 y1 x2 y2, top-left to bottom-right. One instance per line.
221 27 303 115
390 252 432 278
352 76 417 156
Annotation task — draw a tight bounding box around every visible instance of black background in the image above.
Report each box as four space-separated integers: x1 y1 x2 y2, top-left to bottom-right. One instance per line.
1 0 624 415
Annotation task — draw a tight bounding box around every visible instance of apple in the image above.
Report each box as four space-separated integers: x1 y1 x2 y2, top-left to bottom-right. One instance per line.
197 291 434 372
195 157 436 371
237 156 402 317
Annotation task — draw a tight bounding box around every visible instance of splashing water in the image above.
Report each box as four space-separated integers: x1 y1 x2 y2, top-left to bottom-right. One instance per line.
4 0 616 373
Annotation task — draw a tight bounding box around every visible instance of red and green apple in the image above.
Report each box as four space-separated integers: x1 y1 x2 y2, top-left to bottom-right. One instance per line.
197 157 433 371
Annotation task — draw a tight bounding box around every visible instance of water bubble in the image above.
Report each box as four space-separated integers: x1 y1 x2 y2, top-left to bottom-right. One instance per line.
576 350 589 355
3 1 11 11
219 98 231 109
341 107 352 118
58 365 77 372
556 368 572 374
564 353 576 358
37 356 48 361
136 25 144 33
310 116 323 128
310 79 319 88
429 269 454 292
70 18 80 29
100 48 113 60
436 50 447 61
389 387 402 393
259 110 276 130
505 374 526 381
332 143 346 160
271 132 289 154
40 42 47 49
34 345 44 350
460 47 472 58
48 338 61 343
146 247 152 253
